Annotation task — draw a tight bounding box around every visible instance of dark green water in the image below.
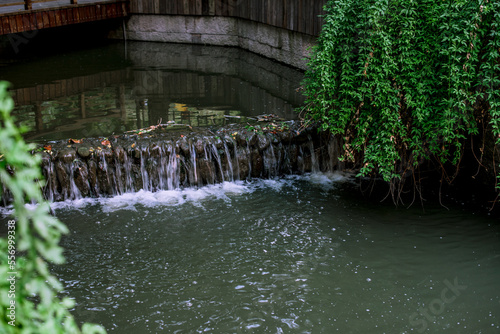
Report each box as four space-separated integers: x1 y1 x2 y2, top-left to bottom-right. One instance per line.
2 41 304 142
47 174 500 333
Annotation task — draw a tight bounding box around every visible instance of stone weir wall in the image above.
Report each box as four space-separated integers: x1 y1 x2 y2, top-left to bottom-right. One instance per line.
26 122 344 202
111 0 327 70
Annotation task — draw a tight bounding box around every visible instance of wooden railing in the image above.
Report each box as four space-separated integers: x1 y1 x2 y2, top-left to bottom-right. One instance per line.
0 0 129 35
0 0 78 11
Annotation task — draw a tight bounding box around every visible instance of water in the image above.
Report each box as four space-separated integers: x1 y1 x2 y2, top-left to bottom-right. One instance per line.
2 41 304 142
43 174 500 333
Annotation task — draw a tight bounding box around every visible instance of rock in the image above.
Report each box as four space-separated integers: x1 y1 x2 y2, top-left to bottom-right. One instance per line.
114 146 126 163
55 161 70 198
248 133 258 146
134 147 142 159
149 144 162 157
237 133 248 146
197 158 216 184
194 138 205 155
251 148 263 177
87 159 98 195
256 134 270 151
77 146 91 158
236 146 250 179
57 148 76 164
179 138 190 156
73 159 90 197
101 148 113 163
214 136 224 150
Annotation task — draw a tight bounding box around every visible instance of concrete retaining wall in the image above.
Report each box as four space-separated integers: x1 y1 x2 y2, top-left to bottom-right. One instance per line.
111 14 318 70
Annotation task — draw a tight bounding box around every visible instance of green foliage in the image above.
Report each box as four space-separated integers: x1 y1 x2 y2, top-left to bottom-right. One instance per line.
0 82 106 333
303 0 500 186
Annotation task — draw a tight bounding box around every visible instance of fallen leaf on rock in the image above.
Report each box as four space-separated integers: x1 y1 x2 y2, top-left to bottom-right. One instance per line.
69 138 82 144
101 139 111 146
43 145 52 151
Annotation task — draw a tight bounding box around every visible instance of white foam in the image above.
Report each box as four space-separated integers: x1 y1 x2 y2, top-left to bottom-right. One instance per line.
301 171 354 190
1 172 353 215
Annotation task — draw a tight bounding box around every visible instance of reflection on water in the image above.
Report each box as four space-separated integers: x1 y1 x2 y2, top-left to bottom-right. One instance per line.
5 42 305 142
42 175 500 333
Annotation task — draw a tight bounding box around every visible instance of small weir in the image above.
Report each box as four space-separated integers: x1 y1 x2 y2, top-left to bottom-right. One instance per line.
34 123 345 202
1 40 500 334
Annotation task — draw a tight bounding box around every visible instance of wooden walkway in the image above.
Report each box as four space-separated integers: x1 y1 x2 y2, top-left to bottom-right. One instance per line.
0 0 129 35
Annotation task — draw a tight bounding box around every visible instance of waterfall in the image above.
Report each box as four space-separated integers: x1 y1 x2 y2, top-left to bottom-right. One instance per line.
26 125 344 202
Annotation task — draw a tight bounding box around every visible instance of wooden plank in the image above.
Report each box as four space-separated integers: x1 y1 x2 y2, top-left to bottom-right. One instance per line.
9 15 18 34
15 14 23 33
214 0 220 15
73 7 80 23
227 0 234 16
95 4 103 20
48 10 56 28
195 0 201 15
159 0 166 14
270 0 274 25
307 1 314 35
32 0 61 4
222 0 228 16
154 0 159 14
171 0 178 14
17 89 25 106
88 5 96 21
0 2 24 8
298 0 303 33
26 13 37 31
79 7 86 22
84 6 91 22
101 3 108 19
202 0 209 15
0 16 10 35
267 0 272 26
66 7 73 24
188 0 194 15
34 11 43 29
107 3 116 18
276 0 283 28
254 0 260 21
284 0 289 29
79 6 86 21
115 3 121 17
123 1 129 16
315 0 324 36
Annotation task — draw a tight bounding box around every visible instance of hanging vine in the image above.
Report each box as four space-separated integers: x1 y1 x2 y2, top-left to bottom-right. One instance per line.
303 0 500 202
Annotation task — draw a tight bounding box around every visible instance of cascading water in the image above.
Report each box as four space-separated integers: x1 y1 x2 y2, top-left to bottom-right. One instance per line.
0 124 346 204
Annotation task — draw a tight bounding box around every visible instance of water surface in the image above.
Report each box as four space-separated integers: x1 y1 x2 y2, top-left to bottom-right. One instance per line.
3 41 304 142
48 174 500 333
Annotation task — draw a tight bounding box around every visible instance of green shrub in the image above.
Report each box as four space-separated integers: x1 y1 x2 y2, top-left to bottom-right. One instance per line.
303 0 500 189
0 81 105 333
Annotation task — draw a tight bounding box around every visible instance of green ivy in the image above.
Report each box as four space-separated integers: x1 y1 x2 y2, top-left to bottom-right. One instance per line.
0 81 106 333
303 0 500 188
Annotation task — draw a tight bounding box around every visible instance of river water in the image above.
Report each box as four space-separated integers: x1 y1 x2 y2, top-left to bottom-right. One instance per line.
51 174 500 333
2 41 304 142
1 41 500 333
